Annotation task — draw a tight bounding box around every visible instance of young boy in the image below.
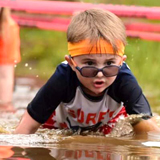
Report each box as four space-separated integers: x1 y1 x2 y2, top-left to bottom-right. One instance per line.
15 9 160 134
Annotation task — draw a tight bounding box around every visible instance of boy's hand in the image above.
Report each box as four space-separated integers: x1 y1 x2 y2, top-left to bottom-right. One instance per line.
133 117 160 134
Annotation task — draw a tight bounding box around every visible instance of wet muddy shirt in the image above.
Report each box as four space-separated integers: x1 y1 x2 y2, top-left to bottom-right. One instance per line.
27 62 152 131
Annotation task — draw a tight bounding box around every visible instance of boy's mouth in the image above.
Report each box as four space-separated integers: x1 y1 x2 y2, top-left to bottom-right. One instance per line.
93 81 104 88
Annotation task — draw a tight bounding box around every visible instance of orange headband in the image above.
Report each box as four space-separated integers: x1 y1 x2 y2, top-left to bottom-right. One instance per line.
68 39 124 57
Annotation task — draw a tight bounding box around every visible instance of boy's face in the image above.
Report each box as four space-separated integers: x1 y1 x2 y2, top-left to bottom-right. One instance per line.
66 54 124 97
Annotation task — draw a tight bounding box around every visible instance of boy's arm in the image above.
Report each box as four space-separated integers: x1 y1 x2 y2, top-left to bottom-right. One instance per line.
133 117 160 134
14 110 41 134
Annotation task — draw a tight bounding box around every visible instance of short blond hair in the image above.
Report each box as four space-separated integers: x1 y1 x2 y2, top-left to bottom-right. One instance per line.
67 8 126 53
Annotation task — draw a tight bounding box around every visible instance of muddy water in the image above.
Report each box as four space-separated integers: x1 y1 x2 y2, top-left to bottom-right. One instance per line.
0 77 160 159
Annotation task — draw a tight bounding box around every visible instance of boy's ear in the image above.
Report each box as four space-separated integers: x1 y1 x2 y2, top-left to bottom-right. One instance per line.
65 55 72 65
64 55 75 71
122 55 127 61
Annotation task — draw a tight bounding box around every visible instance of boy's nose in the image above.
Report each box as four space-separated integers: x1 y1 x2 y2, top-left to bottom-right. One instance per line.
96 71 104 77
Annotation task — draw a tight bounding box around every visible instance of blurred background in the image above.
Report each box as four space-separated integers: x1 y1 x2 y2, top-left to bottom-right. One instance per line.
9 0 160 112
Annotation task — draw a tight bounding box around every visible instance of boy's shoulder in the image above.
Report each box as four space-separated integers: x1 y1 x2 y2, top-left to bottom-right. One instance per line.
108 62 141 102
56 61 75 77
57 61 71 71
112 62 139 88
50 61 79 86
116 62 136 81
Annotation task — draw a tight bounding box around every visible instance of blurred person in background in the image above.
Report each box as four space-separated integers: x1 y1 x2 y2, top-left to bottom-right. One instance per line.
0 7 21 111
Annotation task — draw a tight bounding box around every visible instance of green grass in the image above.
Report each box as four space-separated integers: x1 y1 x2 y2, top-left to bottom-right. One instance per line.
16 28 67 80
125 39 160 92
82 0 160 6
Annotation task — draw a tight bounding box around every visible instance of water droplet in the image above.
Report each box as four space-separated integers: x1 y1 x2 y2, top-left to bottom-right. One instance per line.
22 151 26 156
25 63 28 67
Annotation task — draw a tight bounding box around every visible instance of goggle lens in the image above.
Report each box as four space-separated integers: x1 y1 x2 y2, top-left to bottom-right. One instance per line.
80 66 120 77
